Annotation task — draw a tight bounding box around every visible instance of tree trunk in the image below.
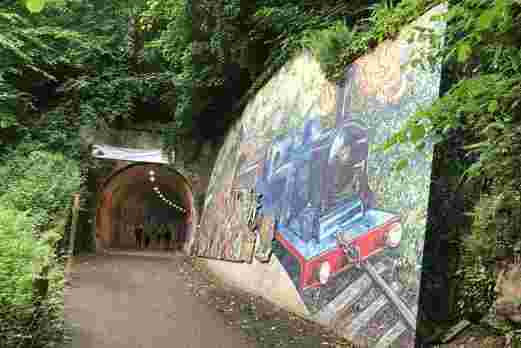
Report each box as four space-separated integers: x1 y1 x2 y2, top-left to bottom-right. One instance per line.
128 14 144 75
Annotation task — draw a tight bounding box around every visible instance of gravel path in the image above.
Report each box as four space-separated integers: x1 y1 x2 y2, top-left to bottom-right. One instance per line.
64 251 256 348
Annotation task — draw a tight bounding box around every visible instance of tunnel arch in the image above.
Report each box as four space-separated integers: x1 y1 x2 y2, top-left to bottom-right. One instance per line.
95 162 197 254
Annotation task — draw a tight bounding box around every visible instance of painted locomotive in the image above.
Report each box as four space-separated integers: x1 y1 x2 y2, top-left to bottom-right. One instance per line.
235 117 403 290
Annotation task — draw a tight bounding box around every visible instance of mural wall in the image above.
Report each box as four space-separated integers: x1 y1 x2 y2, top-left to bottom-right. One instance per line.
199 4 446 347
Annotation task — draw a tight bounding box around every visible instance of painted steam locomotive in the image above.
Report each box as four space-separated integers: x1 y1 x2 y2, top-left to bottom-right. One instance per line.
235 117 403 290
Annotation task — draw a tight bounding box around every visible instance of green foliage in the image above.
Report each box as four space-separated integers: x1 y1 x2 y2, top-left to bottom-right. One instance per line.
0 254 68 348
1 150 80 223
0 149 78 347
25 0 47 13
0 210 67 347
301 22 355 78
0 208 42 307
143 0 378 139
372 0 521 324
302 0 444 81
2 2 182 176
455 257 497 319
455 192 503 318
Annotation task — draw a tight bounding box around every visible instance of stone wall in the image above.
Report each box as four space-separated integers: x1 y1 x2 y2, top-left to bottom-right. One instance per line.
79 124 219 254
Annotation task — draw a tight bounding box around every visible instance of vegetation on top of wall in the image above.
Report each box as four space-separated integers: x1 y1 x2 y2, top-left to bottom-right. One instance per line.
301 0 444 82
144 0 384 150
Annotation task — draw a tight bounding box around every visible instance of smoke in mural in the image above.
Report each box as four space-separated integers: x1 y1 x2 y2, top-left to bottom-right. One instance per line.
198 4 446 347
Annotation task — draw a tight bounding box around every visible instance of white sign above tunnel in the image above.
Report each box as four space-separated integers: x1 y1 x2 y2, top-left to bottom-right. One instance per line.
91 144 174 164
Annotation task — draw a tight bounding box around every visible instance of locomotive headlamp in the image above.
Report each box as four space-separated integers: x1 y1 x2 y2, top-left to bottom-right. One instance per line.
386 223 402 248
319 261 331 285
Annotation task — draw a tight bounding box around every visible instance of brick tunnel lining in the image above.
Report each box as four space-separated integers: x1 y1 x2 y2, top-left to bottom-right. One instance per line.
95 163 195 251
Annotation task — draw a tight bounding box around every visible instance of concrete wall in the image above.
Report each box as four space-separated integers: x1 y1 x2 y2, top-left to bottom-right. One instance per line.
204 255 311 317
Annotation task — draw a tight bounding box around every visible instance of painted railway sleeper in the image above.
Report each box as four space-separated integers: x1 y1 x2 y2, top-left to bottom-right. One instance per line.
313 256 419 348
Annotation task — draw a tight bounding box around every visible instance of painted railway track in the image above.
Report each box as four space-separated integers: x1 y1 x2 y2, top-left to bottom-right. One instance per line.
313 256 419 348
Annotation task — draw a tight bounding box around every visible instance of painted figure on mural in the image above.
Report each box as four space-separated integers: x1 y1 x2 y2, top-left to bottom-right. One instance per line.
156 224 166 250
254 213 275 262
215 130 257 261
144 226 152 249
230 133 272 262
167 223 177 250
223 189 241 259
220 194 234 259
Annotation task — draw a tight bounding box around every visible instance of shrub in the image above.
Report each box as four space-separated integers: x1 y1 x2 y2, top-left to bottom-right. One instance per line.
0 207 42 307
0 149 79 347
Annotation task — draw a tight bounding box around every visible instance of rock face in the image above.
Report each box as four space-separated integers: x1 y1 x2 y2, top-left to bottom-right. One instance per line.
495 263 521 323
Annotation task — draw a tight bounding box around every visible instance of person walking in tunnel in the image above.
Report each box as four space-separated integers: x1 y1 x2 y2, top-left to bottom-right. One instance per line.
164 224 173 251
144 220 153 249
170 222 179 251
134 224 144 250
162 224 167 250
156 223 165 250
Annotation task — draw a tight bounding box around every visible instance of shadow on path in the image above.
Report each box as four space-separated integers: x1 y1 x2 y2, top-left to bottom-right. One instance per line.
64 251 256 348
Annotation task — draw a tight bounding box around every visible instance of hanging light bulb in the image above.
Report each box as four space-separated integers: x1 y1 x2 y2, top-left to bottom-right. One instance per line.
149 170 155 176
153 186 159 191
149 176 155 182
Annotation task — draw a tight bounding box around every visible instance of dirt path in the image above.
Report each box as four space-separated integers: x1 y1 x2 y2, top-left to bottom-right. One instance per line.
64 251 256 348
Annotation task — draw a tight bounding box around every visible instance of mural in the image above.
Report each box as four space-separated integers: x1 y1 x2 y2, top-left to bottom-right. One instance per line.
197 122 257 261
199 4 446 347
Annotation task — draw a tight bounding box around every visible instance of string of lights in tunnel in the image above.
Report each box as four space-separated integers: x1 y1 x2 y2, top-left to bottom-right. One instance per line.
148 170 187 214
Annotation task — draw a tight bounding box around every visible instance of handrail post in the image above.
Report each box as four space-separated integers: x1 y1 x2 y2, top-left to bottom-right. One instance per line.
65 193 81 278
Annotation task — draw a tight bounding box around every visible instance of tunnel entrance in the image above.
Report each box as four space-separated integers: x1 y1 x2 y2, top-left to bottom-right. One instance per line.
95 163 195 253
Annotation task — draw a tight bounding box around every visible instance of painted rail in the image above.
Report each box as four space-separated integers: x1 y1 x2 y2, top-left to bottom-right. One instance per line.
313 256 418 348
